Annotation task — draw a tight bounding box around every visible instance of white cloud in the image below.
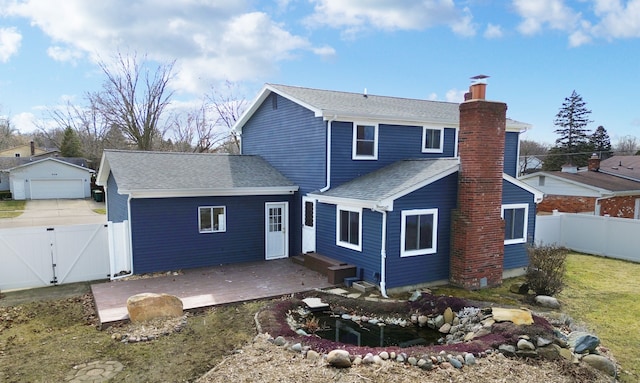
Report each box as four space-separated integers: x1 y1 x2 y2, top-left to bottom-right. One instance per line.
4 0 330 94
484 23 503 39
11 112 39 133
591 0 640 40
445 88 466 103
305 0 475 37
513 0 580 35
0 27 22 62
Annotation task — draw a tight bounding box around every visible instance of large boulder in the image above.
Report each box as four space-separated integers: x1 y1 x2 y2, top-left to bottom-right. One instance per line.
327 349 352 368
127 293 183 323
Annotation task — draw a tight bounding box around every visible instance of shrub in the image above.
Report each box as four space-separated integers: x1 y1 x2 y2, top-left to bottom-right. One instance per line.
526 245 568 296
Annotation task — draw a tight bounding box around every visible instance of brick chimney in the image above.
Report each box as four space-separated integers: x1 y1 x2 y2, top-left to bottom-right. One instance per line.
588 153 600 171
450 76 507 290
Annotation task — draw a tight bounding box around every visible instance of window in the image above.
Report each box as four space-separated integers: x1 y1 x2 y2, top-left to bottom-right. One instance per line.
352 124 378 159
401 209 438 257
336 206 362 251
502 203 528 244
199 206 226 233
538 176 545 186
304 200 314 227
422 127 443 153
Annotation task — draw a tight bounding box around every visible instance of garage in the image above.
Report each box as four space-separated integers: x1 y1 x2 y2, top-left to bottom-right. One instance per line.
30 179 85 199
9 158 94 200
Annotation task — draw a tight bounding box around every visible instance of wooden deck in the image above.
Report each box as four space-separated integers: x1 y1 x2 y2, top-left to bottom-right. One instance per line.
91 259 334 326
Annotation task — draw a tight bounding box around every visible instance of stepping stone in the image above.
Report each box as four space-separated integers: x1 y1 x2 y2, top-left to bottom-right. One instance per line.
325 288 349 295
302 297 329 310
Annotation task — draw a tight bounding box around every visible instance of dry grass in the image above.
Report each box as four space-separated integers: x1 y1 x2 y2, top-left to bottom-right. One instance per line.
558 253 640 382
0 200 25 218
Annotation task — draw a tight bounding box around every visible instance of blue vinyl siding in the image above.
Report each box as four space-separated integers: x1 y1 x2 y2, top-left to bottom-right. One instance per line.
502 179 537 270
315 203 382 284
385 173 458 288
242 94 326 256
106 172 128 223
504 131 519 177
242 93 326 194
331 122 457 187
130 194 294 273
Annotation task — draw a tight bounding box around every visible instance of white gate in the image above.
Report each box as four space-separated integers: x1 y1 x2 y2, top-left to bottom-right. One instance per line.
0 223 110 291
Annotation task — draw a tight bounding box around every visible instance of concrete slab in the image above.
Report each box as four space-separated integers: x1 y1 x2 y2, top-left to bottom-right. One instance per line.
0 198 106 228
91 259 335 326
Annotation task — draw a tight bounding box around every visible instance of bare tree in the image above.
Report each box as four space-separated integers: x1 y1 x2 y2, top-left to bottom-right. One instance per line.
615 135 639 155
207 81 249 154
0 113 18 150
170 101 230 153
89 52 175 151
518 139 549 175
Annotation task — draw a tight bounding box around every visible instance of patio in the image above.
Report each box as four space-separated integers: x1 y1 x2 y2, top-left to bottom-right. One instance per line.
91 258 335 326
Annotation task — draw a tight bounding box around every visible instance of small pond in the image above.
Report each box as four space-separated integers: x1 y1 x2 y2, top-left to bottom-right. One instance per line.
310 312 441 348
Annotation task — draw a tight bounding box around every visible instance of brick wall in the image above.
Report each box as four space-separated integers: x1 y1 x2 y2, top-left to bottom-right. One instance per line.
599 195 640 218
537 195 597 213
450 98 507 290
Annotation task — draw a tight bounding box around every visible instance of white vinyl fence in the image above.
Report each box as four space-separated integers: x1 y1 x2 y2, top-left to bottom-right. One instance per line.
0 223 110 291
535 213 640 263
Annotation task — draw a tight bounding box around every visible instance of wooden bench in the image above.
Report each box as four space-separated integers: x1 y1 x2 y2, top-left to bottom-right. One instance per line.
302 252 357 285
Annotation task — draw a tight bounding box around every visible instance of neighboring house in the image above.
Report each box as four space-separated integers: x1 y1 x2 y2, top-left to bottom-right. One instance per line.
0 141 58 158
96 81 543 292
599 155 640 182
8 157 94 200
96 151 298 273
520 155 640 218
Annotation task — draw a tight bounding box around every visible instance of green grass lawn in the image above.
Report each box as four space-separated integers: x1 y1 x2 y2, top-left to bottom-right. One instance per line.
0 200 25 218
431 253 640 382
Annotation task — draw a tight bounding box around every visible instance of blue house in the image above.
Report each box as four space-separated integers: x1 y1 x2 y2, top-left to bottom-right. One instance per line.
97 81 542 292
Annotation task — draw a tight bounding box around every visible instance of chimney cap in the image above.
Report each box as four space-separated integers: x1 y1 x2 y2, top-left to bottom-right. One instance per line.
470 74 490 84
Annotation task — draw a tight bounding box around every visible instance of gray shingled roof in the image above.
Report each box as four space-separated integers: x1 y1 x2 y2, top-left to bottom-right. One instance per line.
548 170 640 192
1 157 91 171
312 158 459 204
102 150 296 193
600 156 640 182
267 84 529 128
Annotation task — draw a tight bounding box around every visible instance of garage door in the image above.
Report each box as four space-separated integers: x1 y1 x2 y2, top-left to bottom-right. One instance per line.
30 179 84 199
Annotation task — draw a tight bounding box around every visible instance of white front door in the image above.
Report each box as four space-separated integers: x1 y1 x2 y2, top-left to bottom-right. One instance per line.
302 197 316 253
12 179 26 200
265 202 288 260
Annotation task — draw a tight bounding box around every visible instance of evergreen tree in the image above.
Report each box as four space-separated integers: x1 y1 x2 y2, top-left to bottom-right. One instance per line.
60 126 84 157
589 125 613 159
546 90 593 169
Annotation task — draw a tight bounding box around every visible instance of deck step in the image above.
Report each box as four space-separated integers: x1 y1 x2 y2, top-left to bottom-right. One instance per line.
290 255 305 265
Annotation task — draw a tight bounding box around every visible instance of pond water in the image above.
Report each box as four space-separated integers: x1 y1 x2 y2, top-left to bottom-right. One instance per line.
311 313 441 348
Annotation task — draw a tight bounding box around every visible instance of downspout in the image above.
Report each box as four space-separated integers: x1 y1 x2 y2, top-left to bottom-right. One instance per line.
319 116 336 192
373 205 389 298
110 194 134 280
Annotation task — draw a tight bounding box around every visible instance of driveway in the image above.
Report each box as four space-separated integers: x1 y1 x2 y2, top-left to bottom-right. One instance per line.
0 198 106 228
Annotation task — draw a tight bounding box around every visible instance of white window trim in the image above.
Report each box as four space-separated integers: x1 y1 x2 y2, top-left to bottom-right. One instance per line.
501 203 528 245
400 208 438 257
198 205 226 233
352 123 379 160
336 205 362 251
421 126 444 153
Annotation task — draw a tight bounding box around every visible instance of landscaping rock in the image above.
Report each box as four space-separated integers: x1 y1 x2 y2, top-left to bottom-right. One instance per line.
378 351 389 360
126 293 183 323
448 356 463 369
439 323 451 333
537 345 561 360
536 337 553 347
306 350 320 361
273 336 286 346
498 344 516 357
568 332 600 354
290 343 302 352
443 307 454 324
535 295 561 309
581 354 616 377
464 352 476 365
327 349 351 368
491 307 533 325
418 315 428 327
433 314 445 329
517 339 535 351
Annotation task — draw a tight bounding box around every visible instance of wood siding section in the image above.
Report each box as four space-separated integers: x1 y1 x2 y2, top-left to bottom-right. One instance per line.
504 131 519 177
130 194 294 273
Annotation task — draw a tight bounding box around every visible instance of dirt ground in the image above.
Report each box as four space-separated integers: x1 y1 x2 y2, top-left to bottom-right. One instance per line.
0 283 615 383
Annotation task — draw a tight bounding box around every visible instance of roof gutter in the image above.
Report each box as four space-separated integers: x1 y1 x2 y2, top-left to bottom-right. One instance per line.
319 115 336 193
372 204 389 298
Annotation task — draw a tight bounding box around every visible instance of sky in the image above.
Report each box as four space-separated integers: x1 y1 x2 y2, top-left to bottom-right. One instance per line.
1 0 640 146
